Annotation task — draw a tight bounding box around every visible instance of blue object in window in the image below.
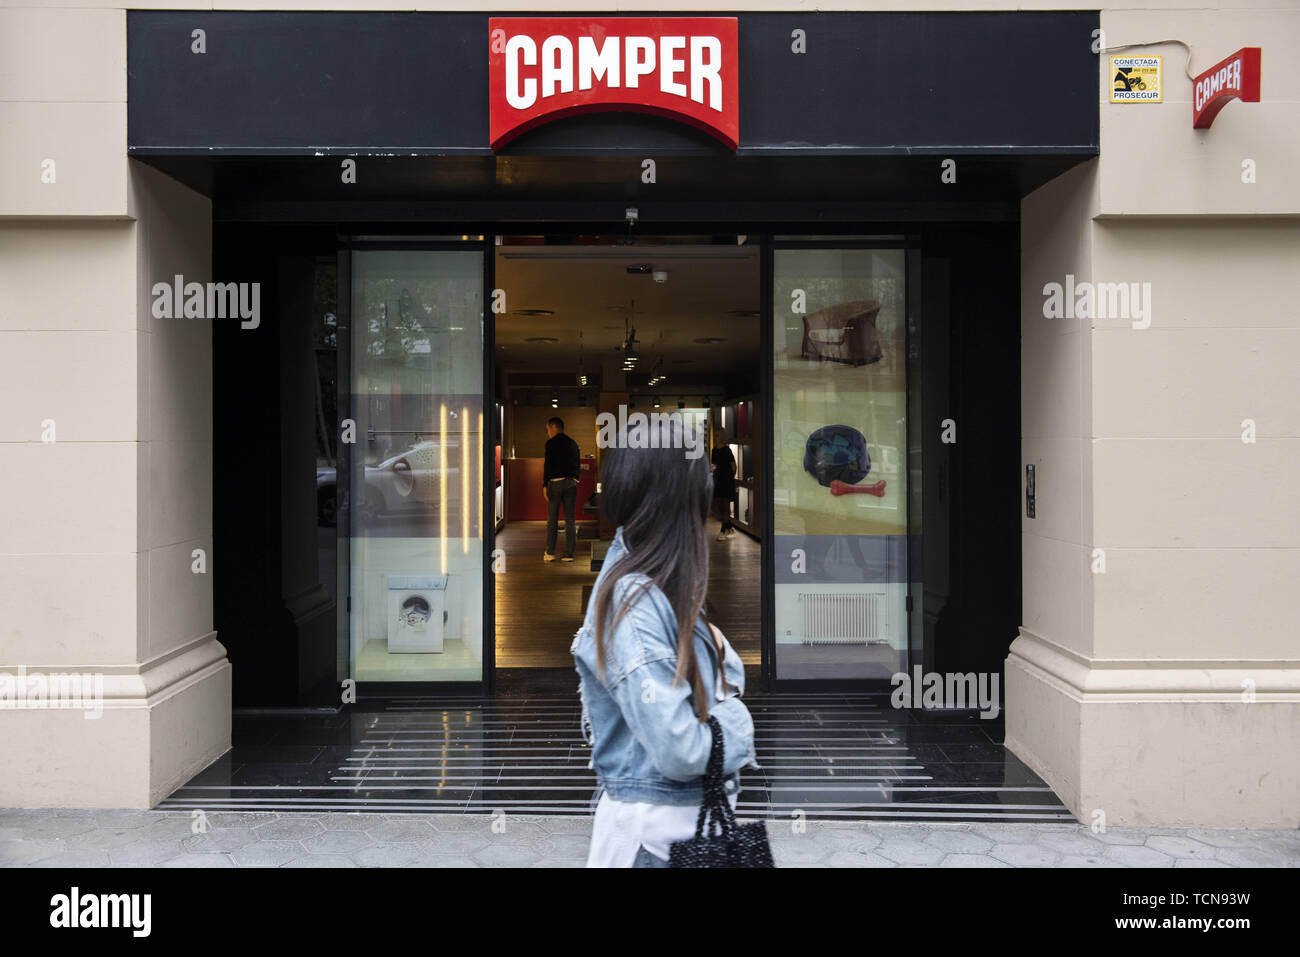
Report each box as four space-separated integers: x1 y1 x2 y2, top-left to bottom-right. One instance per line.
803 425 871 487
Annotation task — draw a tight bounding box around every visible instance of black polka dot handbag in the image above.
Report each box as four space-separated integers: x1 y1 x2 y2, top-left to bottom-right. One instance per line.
667 715 775 868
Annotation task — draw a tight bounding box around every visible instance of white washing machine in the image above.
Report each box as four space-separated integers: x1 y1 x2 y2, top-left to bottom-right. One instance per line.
386 574 448 653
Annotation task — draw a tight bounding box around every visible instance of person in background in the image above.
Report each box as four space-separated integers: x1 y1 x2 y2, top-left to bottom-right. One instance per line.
543 416 581 562
710 433 737 541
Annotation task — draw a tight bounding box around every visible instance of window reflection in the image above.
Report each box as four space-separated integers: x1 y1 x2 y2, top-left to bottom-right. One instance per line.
346 250 485 682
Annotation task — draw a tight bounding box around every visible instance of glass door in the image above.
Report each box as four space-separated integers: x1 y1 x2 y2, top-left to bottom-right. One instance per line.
341 246 488 687
769 243 913 681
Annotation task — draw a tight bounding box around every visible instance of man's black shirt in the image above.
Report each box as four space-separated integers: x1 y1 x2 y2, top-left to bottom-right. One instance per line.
543 432 581 486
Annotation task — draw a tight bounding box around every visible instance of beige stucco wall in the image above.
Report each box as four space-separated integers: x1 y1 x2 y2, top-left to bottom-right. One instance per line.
1098 7 1300 215
0 1 1296 823
1007 2 1299 827
0 6 229 808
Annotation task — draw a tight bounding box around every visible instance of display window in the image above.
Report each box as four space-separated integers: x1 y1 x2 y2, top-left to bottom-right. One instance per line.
344 249 486 683
771 247 911 680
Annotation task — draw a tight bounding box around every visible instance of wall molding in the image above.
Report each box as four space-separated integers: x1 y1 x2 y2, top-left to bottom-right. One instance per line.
1008 628 1300 701
0 633 229 709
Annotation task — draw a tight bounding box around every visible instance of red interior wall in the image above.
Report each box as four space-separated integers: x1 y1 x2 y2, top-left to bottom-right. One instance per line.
506 456 597 521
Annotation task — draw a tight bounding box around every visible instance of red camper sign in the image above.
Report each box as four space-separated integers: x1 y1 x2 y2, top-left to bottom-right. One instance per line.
1193 47 1261 129
488 17 739 150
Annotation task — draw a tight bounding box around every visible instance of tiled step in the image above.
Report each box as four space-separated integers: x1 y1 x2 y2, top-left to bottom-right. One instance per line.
162 693 1075 822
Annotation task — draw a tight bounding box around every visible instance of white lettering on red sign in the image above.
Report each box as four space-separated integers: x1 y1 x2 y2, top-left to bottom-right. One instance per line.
503 34 722 112
1195 58 1242 112
1191 46 1261 130
488 18 739 151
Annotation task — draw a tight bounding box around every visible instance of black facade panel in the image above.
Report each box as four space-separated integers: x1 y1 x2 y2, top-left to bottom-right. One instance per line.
739 12 1098 153
128 11 1098 156
128 12 489 153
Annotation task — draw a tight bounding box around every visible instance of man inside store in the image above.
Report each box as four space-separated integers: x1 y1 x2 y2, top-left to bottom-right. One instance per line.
543 417 582 562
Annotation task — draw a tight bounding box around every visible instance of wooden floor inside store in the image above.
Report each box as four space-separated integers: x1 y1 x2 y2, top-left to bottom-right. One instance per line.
493 520 761 668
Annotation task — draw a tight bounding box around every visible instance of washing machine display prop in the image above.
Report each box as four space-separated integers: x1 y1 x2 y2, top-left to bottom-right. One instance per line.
387 574 448 653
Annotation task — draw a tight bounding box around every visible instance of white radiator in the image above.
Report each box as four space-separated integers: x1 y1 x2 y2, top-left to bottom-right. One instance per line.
798 592 890 645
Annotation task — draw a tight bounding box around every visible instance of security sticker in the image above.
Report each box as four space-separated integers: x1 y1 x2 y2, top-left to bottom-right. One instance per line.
1111 56 1162 102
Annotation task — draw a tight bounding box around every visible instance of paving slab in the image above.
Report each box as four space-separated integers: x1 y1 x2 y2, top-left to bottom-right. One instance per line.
0 809 1294 868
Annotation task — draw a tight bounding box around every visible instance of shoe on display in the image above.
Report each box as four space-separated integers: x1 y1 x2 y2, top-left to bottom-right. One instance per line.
543 553 555 562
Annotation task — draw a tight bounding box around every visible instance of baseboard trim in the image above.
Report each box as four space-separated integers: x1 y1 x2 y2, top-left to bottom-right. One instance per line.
1009 628 1300 701
0 633 230 710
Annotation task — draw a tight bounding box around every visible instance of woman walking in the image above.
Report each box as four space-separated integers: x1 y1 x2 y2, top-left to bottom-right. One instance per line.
571 426 758 867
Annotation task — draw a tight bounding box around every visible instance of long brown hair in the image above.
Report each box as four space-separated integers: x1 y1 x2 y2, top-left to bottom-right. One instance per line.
592 420 714 720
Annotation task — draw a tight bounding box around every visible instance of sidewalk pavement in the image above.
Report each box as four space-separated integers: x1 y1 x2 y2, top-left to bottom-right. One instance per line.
2 809 1298 868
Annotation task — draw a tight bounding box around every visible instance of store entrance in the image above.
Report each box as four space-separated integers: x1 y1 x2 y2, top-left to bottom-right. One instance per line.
490 236 763 674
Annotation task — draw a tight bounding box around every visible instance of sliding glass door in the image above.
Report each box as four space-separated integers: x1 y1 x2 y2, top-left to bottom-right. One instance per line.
341 246 487 686
769 243 913 681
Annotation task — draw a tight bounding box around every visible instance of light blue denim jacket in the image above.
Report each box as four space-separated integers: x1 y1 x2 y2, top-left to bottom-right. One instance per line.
571 527 759 806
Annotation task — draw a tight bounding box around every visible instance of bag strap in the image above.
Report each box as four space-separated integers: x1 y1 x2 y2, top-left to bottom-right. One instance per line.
692 715 739 841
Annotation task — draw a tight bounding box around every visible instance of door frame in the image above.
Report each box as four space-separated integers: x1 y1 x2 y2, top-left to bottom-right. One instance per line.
487 229 771 687
338 225 923 697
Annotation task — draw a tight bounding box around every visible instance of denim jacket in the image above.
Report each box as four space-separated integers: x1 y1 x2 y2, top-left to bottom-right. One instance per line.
571 527 759 806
